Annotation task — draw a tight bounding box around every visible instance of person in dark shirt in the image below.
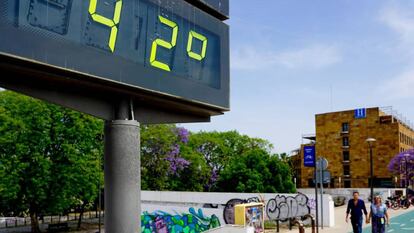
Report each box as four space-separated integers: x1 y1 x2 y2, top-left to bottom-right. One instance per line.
346 191 368 233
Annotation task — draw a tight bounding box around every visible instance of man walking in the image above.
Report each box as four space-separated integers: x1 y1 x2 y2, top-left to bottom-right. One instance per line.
346 191 368 233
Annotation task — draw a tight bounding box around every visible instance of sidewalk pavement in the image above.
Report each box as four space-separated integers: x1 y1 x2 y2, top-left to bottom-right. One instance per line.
276 204 414 233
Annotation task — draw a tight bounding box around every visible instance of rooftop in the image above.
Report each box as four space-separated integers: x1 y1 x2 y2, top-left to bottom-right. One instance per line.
380 106 414 131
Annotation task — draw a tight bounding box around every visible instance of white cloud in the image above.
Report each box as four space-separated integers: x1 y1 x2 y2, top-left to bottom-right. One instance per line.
380 69 414 99
377 3 414 98
379 3 414 56
231 44 342 71
276 45 342 69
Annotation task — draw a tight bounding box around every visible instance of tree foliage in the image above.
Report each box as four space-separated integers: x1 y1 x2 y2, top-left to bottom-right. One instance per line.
0 91 297 232
216 148 296 193
388 149 414 181
0 91 103 232
140 128 296 193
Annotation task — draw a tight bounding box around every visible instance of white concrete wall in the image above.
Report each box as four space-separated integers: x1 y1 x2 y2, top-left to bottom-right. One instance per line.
298 188 405 203
313 194 335 227
204 225 248 233
141 191 335 227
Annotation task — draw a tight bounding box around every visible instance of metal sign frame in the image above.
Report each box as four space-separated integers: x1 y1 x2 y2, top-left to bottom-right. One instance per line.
0 1 230 233
0 0 230 123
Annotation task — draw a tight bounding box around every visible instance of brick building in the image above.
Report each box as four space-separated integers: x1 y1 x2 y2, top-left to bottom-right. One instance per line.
293 107 414 188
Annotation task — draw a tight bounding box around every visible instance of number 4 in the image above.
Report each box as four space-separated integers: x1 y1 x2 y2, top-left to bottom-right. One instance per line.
88 0 123 52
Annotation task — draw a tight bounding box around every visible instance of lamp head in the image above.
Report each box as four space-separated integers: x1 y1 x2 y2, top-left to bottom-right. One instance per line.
366 138 376 143
366 138 376 147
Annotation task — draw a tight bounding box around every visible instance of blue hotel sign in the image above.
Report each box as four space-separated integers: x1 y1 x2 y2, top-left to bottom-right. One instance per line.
354 108 367 119
304 146 316 167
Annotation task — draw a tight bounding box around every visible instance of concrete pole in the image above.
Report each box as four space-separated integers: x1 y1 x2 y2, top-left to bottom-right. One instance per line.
319 158 324 229
104 120 140 233
314 158 319 233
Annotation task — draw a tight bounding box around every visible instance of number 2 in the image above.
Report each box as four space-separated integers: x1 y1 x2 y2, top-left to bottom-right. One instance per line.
88 0 123 52
150 16 178 72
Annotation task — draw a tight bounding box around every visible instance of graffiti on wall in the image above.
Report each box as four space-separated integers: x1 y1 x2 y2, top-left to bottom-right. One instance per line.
141 207 221 233
223 197 261 224
266 193 310 222
307 198 316 210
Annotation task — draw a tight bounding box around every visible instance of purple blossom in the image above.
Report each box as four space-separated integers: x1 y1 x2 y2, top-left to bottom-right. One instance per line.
174 127 189 144
204 168 219 191
170 144 180 156
388 149 414 177
165 143 190 175
210 168 219 183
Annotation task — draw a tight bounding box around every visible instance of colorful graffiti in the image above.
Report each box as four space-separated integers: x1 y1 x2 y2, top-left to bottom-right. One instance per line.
307 198 316 210
142 207 221 233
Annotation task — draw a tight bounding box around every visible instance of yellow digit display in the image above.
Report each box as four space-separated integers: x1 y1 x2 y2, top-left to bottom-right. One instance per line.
150 16 178 72
187 30 208 61
88 0 123 52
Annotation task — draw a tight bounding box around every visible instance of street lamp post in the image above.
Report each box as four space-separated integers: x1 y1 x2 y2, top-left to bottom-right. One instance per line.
404 153 410 198
366 138 376 204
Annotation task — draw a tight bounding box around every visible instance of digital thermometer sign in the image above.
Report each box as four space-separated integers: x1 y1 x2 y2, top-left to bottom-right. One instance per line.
0 0 229 110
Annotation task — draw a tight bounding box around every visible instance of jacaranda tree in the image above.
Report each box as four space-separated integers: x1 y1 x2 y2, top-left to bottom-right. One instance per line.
388 149 414 186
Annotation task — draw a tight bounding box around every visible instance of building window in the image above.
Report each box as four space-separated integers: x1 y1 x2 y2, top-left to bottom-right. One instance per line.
343 151 350 161
308 179 315 188
343 164 350 176
344 180 351 188
343 137 349 147
342 123 349 132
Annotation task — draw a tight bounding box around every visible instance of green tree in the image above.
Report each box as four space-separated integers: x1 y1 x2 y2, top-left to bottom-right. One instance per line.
46 108 103 229
0 91 103 233
140 124 177 190
187 131 274 191
216 148 296 193
166 144 211 191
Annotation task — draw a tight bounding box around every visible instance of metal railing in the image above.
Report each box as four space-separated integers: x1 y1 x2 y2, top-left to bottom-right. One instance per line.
0 211 103 229
303 214 316 233
291 219 305 233
380 106 414 131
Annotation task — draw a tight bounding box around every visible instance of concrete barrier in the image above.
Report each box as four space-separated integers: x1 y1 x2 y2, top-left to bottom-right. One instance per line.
204 225 249 233
141 191 335 230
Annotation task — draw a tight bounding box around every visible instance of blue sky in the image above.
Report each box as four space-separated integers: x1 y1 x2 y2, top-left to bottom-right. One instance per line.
183 0 414 153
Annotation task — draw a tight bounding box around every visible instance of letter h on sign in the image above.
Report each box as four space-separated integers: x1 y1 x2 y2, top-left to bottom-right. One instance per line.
354 108 366 119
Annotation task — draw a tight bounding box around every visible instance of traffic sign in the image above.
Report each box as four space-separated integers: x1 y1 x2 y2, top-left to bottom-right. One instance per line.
314 170 331 184
316 158 328 170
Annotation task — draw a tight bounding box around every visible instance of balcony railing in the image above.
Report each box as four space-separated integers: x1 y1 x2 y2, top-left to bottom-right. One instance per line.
380 106 414 131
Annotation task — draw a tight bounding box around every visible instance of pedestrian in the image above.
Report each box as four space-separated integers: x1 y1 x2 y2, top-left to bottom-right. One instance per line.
366 196 390 233
346 191 368 233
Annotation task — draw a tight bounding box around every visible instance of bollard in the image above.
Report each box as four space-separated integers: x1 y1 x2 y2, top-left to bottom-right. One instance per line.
292 219 305 233
276 220 280 233
304 214 316 233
